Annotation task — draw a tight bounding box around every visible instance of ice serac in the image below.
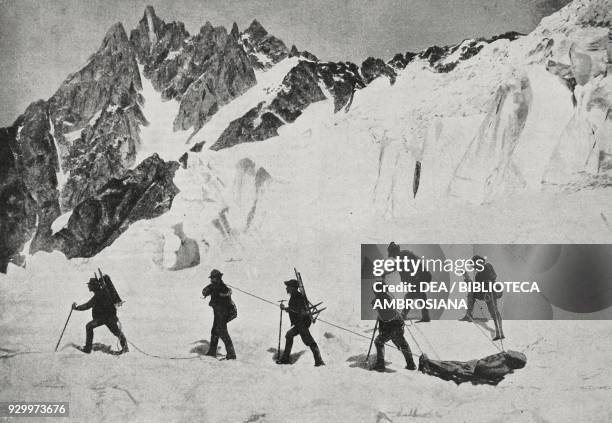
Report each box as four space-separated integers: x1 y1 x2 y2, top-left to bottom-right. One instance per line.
231 158 272 231
447 73 533 203
49 21 144 211
169 222 200 270
52 154 180 258
240 19 290 70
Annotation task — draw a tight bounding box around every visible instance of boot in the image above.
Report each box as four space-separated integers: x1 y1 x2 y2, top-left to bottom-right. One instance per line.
311 344 325 367
460 293 476 322
371 358 385 372
82 326 94 353
119 334 129 354
417 308 430 323
206 335 219 356
402 349 416 370
492 323 505 341
491 311 505 341
278 338 293 364
225 340 236 360
370 344 385 372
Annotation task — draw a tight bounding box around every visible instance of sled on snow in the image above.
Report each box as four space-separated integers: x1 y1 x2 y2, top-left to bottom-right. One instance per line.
418 350 526 386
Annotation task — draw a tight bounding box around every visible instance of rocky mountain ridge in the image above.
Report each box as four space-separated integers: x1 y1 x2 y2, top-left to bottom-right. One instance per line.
1 1 611 272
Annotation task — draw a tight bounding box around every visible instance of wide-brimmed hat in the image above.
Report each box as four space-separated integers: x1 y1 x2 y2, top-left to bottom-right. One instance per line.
209 269 223 279
284 279 299 289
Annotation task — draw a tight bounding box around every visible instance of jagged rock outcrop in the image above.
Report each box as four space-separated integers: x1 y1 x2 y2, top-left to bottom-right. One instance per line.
300 50 319 62
419 32 524 73
130 5 189 65
60 103 147 210
49 22 145 211
53 154 179 258
130 7 257 133
211 60 325 149
212 58 365 150
270 61 327 121
1 20 149 269
0 124 37 271
240 19 290 69
361 57 397 85
289 45 300 58
211 102 284 150
388 52 417 70
16 101 62 254
49 22 142 143
317 61 365 112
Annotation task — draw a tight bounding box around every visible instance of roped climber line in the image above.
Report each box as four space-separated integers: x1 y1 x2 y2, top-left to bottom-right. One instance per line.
226 283 420 357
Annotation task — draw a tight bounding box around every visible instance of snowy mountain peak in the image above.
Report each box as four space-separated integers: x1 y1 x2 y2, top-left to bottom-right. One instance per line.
1 0 611 273
245 19 268 39
240 19 289 69
101 22 131 50
230 22 240 39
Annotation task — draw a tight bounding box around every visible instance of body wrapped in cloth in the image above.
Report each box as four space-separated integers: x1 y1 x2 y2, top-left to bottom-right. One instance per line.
418 350 526 385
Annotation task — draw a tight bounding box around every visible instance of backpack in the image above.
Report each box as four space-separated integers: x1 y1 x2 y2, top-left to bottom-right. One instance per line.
227 300 238 322
98 270 123 307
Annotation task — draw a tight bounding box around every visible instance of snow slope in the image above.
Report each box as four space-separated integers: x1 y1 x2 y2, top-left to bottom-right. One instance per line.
2 187 612 422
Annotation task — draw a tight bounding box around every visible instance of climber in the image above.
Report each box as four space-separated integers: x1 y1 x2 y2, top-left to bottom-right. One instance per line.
370 280 416 372
278 279 325 367
387 242 431 322
72 277 128 354
459 255 505 341
202 269 238 359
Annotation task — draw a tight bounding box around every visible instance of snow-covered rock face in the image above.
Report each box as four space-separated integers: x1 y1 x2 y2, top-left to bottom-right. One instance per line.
131 7 257 133
240 19 290 70
1 0 612 272
52 154 179 259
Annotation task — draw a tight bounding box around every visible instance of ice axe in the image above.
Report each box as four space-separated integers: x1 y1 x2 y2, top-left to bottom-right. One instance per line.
54 306 74 352
276 300 285 363
365 319 379 364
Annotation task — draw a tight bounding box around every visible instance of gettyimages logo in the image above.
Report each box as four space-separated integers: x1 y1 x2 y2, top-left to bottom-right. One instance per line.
361 244 612 320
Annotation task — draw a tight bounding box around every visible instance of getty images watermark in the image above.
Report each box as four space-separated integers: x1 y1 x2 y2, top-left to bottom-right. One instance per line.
361 244 612 320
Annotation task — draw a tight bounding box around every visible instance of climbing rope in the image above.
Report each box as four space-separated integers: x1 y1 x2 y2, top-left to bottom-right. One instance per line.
227 283 421 357
403 321 424 356
408 320 440 360
472 300 503 352
127 341 203 360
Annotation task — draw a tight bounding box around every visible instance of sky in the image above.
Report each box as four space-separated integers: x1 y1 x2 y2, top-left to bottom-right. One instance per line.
0 0 571 126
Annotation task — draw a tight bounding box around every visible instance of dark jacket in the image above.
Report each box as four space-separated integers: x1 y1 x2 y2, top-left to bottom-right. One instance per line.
288 291 311 326
76 289 117 321
202 281 236 318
